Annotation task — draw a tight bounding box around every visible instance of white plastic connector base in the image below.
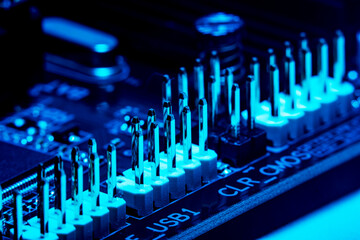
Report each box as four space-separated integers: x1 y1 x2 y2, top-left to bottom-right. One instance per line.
27 216 75 240
21 227 59 240
295 85 322 132
158 153 186 199
123 166 169 208
98 193 126 231
117 176 153 216
10 225 58 240
65 202 93 240
192 145 217 182
49 223 76 240
331 82 355 117
172 146 202 191
255 113 289 147
278 94 306 139
82 191 110 239
311 76 338 125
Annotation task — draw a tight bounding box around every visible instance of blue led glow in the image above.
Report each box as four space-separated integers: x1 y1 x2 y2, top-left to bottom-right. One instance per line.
93 67 114 77
94 43 110 53
195 12 243 37
68 134 80 142
42 17 118 53
262 188 360 240
27 127 36 135
124 115 130 122
14 118 25 128
37 120 47 129
120 123 128 131
347 70 358 81
47 135 54 142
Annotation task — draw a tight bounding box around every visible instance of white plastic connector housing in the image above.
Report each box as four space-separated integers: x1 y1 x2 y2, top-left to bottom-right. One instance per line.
191 145 217 182
279 94 306 139
255 112 289 147
82 191 110 239
311 76 338 125
123 165 169 208
330 81 355 117
65 201 93 240
21 226 59 240
175 152 202 191
242 102 293 144
99 193 126 231
116 176 153 216
27 215 75 240
10 225 58 240
157 152 186 199
295 85 322 132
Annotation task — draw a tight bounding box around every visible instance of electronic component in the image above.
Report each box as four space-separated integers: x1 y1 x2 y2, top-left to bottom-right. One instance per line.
1 2 360 240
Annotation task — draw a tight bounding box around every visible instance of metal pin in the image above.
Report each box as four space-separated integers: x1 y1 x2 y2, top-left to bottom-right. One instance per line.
268 48 276 69
300 47 312 103
37 163 45 219
210 51 221 112
89 153 100 210
54 155 66 225
284 41 292 58
194 58 205 101
270 65 280 117
179 92 188 145
178 67 188 96
163 101 172 128
333 30 345 85
0 186 3 237
198 98 208 155
246 75 256 131
131 116 140 135
317 38 329 95
147 109 156 161
88 138 97 157
13 190 23 240
162 74 172 104
299 33 312 102
71 147 83 219
163 101 172 153
250 57 260 112
208 75 217 128
285 56 296 110
182 106 192 164
131 117 140 171
149 122 160 179
224 68 233 122
133 130 144 188
38 164 49 236
230 83 240 138
300 32 308 49
107 144 117 202
165 114 176 170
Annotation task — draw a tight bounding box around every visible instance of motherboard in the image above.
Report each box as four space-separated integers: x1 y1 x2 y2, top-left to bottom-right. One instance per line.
1 0 360 239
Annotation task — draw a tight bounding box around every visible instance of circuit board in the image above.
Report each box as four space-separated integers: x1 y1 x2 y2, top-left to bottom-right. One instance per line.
1 1 360 240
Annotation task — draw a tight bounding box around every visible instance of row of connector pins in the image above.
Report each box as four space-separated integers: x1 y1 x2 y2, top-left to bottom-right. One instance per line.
11 139 126 240
165 62 218 183
219 68 267 166
177 51 266 167
241 30 354 148
86 139 126 237
119 73 218 216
